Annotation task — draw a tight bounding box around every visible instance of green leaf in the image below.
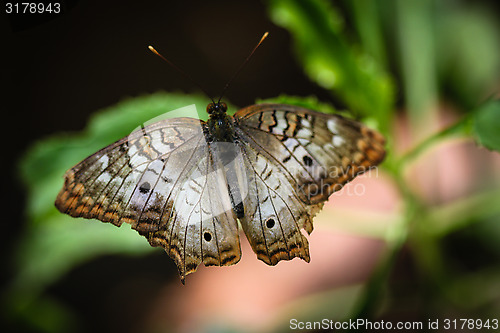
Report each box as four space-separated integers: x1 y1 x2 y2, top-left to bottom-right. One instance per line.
347 0 388 68
437 6 500 109
395 0 439 127
257 94 339 115
473 99 500 152
267 0 394 133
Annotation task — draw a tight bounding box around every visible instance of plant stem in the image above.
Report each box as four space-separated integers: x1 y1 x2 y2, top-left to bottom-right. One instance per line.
397 115 472 168
349 168 421 322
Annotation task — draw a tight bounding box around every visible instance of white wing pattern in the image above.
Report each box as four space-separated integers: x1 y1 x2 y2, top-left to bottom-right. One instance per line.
55 103 385 282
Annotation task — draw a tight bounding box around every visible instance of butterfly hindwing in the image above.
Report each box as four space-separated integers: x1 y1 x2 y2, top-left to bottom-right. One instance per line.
147 146 242 282
238 142 320 265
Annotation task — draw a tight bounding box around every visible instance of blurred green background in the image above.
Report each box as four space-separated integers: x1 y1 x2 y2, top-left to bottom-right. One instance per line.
3 0 500 332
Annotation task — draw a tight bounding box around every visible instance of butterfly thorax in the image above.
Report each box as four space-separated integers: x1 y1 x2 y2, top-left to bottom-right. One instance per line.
205 102 236 143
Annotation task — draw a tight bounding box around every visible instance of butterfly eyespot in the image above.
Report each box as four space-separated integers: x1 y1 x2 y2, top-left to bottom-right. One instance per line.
204 232 212 242
139 182 151 194
266 218 275 228
303 155 313 167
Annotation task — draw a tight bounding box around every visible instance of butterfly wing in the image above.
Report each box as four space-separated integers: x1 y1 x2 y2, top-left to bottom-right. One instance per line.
55 118 241 282
237 143 318 265
234 103 385 265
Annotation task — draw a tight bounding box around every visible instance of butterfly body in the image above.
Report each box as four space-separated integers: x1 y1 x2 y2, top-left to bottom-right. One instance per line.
55 102 385 283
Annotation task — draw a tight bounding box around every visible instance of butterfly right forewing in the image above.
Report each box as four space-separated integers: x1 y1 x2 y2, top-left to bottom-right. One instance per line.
235 104 386 204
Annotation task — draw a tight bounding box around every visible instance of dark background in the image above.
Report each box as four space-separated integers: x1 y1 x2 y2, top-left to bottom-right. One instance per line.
4 1 500 332
3 1 332 332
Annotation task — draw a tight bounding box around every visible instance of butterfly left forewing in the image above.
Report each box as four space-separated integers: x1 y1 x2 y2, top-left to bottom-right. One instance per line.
55 118 204 226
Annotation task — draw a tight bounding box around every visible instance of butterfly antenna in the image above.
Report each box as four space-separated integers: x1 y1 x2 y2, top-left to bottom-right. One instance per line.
148 45 216 104
217 32 269 104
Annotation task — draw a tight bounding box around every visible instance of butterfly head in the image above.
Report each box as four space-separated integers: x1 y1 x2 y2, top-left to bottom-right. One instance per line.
207 102 228 116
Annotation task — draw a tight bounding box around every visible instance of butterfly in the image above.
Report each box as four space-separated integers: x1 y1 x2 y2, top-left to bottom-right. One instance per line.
55 101 385 283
